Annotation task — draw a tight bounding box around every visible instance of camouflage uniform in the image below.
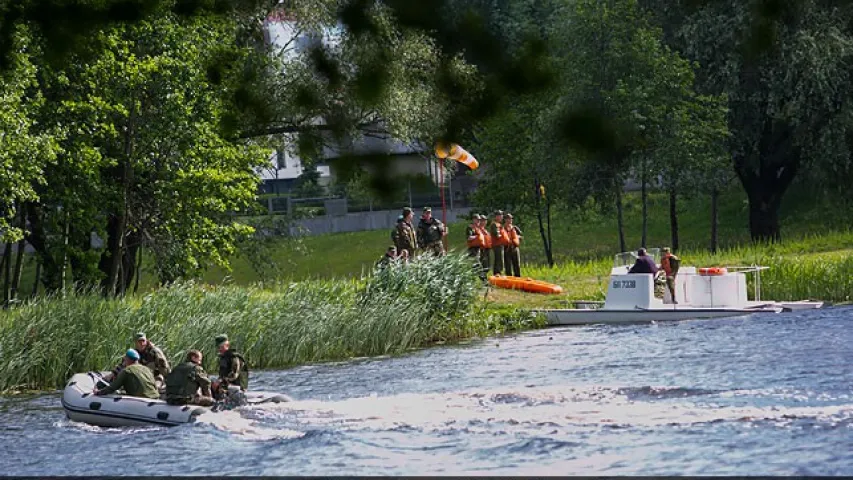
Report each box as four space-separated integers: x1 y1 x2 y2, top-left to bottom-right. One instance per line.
376 252 397 269
466 221 486 280
503 224 523 277
138 342 171 388
417 217 446 256
465 223 480 258
392 221 418 258
165 361 214 406
97 363 160 399
489 219 505 274
218 348 249 392
478 246 491 278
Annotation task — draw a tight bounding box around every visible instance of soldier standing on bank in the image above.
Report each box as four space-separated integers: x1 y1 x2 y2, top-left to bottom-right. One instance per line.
417 207 447 256
502 213 523 277
477 215 492 277
466 214 483 258
489 210 507 275
392 207 418 259
466 214 487 281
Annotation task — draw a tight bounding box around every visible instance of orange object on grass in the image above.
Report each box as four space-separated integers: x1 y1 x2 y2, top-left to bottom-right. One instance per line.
488 275 563 294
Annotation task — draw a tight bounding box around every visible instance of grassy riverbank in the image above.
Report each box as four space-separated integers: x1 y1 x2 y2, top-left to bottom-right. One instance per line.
0 255 543 392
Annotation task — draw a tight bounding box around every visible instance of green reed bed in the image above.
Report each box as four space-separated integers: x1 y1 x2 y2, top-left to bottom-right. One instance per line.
0 254 541 392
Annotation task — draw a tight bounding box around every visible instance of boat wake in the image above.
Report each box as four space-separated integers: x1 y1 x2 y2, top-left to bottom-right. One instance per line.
190 410 305 441
248 384 853 435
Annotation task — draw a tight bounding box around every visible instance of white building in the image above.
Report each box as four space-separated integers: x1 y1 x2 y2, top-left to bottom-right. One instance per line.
257 10 472 197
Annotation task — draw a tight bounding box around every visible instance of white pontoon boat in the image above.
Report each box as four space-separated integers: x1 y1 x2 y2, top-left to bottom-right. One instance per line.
538 250 823 326
62 371 292 428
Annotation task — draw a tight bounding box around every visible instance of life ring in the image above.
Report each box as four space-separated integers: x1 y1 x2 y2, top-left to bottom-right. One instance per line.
698 267 727 276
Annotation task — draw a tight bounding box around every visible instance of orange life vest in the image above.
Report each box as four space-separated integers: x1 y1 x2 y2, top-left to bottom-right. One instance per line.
491 222 508 247
466 224 485 248
480 226 492 248
504 225 520 247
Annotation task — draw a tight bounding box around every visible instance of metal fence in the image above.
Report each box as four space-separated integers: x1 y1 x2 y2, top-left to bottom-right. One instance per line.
259 188 473 217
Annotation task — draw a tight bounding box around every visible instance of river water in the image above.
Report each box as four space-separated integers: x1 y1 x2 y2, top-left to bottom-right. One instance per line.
2 306 853 475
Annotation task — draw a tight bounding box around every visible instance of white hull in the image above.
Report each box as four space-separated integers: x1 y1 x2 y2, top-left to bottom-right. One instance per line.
541 254 824 327
62 372 291 428
539 306 783 326
775 301 824 311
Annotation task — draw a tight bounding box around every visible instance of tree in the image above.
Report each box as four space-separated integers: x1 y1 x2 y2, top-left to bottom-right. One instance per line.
0 27 57 245
0 27 58 304
23 15 267 294
653 0 852 241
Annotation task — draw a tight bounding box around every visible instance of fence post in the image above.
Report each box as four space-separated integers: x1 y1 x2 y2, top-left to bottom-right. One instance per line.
267 196 274 214
408 181 413 208
286 196 292 216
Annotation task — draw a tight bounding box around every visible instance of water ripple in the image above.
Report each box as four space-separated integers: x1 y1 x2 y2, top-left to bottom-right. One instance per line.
2 307 853 475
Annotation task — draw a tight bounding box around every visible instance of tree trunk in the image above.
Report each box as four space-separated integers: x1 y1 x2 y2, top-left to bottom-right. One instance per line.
0 249 5 294
2 242 11 307
11 236 26 302
99 215 123 294
746 195 782 243
11 205 27 299
710 188 719 253
24 202 61 292
104 110 135 295
534 176 553 267
732 118 805 243
133 245 143 294
60 218 69 295
641 166 648 248
30 260 41 298
120 231 141 295
616 186 627 253
669 187 679 252
545 188 554 267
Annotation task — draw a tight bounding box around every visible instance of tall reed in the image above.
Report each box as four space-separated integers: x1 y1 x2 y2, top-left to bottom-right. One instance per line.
0 254 514 392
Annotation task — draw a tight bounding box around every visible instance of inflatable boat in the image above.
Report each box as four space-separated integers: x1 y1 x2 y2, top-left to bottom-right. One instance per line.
62 371 292 428
488 274 563 294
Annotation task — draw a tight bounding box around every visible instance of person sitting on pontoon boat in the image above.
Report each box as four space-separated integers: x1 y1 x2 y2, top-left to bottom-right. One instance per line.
628 248 660 275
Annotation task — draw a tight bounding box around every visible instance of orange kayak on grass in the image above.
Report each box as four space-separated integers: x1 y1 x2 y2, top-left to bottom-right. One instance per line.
488 275 563 294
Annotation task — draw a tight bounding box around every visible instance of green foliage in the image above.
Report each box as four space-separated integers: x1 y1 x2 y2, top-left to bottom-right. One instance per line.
0 254 491 391
658 0 853 239
21 15 268 291
472 0 729 219
0 28 58 242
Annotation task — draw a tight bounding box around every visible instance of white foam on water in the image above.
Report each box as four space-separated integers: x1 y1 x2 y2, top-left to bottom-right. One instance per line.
55 418 164 434
250 384 853 434
194 409 305 441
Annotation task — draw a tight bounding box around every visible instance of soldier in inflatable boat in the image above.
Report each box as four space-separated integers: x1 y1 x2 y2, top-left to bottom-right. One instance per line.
212 334 250 408
165 349 214 407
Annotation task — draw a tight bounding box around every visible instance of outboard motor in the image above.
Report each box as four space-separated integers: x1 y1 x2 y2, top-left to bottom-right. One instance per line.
213 386 248 411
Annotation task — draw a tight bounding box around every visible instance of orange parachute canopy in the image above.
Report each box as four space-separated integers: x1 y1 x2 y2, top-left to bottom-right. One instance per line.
435 143 479 170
